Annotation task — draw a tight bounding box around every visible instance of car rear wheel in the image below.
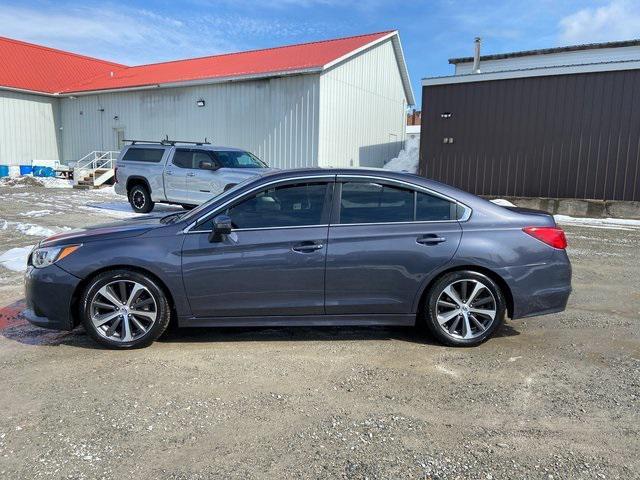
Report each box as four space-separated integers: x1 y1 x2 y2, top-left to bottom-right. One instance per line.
80 270 171 349
129 184 154 213
422 270 505 347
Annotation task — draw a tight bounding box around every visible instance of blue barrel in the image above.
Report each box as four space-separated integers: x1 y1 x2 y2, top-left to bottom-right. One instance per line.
0 165 9 177
19 165 33 175
32 166 55 177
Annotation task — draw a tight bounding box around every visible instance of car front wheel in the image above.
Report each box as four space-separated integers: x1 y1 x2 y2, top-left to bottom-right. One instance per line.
80 270 171 349
422 270 506 347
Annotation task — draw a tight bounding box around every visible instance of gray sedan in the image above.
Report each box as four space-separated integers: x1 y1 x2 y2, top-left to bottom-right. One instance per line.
25 168 571 348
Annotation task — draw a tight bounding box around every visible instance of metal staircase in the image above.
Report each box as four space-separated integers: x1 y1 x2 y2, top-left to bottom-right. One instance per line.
73 151 119 189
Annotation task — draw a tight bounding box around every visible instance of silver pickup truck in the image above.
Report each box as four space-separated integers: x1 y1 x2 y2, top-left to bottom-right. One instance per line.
114 143 272 213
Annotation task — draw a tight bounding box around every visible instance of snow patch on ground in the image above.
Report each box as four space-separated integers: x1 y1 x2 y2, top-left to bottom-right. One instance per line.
490 198 517 207
0 175 74 189
19 210 52 218
383 136 419 173
554 215 640 230
14 223 63 237
0 246 33 272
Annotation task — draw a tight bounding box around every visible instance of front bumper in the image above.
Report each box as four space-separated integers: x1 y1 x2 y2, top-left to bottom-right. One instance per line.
24 264 81 330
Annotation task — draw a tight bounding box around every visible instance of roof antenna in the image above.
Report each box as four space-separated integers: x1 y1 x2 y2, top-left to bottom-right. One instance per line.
472 37 482 73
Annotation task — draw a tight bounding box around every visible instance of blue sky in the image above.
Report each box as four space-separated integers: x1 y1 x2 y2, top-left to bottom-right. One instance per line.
2 0 640 105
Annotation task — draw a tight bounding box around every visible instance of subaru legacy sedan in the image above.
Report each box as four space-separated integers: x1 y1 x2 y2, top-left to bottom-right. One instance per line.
25 169 571 349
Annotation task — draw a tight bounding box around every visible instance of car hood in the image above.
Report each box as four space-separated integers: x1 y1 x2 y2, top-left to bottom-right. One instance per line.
41 215 165 247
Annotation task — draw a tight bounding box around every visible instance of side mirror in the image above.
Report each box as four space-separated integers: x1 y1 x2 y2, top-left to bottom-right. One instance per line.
208 214 232 242
199 160 219 171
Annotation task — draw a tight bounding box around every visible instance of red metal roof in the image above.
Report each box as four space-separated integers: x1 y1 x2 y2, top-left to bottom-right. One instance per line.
0 31 395 95
0 36 125 94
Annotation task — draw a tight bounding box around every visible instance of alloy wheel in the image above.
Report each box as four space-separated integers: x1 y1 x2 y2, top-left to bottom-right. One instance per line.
435 279 497 340
89 280 157 342
132 190 146 209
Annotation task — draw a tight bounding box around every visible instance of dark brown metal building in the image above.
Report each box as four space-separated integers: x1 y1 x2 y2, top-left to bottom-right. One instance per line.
419 40 640 201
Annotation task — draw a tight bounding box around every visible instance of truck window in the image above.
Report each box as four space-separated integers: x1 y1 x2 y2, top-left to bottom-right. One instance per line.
122 148 164 163
173 149 194 169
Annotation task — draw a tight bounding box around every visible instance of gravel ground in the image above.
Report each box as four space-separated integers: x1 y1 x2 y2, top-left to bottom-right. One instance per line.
0 183 638 479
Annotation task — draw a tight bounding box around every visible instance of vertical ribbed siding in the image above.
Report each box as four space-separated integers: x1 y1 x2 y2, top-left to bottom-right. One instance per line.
317 39 407 168
0 90 61 165
419 69 640 201
61 75 320 169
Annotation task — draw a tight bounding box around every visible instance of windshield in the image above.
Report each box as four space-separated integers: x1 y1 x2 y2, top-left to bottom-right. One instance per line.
215 151 267 168
177 176 259 224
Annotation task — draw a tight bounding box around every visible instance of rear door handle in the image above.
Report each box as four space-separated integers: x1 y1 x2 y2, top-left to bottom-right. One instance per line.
292 241 324 253
165 170 173 176
186 172 196 177
417 234 446 245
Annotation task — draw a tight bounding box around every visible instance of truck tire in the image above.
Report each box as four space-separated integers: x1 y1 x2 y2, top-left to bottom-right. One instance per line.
129 184 154 213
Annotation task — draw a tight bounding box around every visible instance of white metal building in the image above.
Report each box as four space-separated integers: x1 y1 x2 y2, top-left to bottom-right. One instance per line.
0 31 414 173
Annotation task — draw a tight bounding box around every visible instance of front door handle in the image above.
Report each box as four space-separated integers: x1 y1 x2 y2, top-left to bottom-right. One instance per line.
186 172 196 177
417 234 446 245
292 241 324 253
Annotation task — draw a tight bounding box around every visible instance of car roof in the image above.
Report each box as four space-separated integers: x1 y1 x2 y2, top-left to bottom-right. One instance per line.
126 144 246 152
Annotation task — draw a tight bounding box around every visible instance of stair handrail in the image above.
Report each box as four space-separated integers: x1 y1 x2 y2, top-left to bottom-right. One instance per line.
73 150 120 185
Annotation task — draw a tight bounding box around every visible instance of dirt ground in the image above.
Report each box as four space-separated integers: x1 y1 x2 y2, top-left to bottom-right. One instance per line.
0 183 638 479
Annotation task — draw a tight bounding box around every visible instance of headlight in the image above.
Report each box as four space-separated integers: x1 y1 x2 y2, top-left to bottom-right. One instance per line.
31 245 81 269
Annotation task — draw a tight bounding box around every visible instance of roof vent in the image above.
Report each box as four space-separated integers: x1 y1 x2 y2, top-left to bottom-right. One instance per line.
472 37 481 73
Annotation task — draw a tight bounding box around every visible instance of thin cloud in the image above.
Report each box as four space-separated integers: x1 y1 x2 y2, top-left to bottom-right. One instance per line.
0 4 239 65
559 0 640 44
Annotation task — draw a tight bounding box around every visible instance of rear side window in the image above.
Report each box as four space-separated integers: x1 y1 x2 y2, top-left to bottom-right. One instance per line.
338 181 459 224
122 148 164 163
339 182 414 224
416 192 456 221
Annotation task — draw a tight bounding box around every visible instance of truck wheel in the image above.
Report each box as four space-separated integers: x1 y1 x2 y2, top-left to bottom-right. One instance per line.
129 184 154 213
181 204 195 210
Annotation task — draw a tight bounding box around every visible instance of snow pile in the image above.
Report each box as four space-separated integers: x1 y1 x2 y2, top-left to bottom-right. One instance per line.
554 215 640 230
490 199 517 207
0 176 45 188
0 246 33 272
0 175 73 189
383 136 419 173
14 223 62 237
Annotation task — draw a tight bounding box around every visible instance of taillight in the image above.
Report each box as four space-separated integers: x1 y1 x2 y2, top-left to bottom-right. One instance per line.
523 226 567 249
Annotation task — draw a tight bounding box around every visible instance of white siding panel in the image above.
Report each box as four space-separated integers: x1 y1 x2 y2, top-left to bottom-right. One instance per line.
61 75 320 168
318 39 406 168
0 91 61 165
454 44 640 75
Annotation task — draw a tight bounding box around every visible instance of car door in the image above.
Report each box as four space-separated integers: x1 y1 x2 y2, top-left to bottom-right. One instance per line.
188 151 227 204
181 177 334 318
163 148 195 203
325 177 463 314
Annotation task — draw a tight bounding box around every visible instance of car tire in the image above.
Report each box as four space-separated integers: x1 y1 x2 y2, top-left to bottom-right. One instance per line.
181 204 195 210
80 270 171 349
422 270 506 347
128 184 154 213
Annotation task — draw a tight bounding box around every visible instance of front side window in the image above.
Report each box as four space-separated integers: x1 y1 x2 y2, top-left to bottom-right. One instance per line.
214 151 267 168
194 182 329 231
338 181 457 224
122 147 165 163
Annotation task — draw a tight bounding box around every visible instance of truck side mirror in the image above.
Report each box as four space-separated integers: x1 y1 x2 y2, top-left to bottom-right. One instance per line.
199 160 219 171
208 214 232 242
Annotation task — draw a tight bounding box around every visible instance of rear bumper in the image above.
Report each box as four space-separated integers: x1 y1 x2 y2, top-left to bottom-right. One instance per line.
114 182 127 196
500 250 572 319
24 264 81 331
